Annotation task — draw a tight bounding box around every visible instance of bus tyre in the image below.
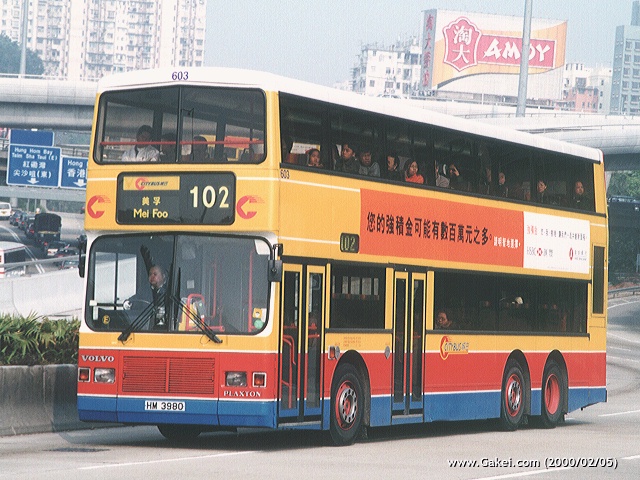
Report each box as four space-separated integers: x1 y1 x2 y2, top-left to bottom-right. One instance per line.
157 424 202 442
540 361 565 428
500 359 526 431
329 364 364 446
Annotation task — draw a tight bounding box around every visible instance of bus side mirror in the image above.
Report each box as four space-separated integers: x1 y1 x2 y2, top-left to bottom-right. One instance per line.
78 235 87 278
268 243 283 282
268 259 282 283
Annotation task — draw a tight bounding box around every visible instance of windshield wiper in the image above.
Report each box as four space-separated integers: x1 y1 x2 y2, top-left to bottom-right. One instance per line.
118 300 157 342
173 294 223 344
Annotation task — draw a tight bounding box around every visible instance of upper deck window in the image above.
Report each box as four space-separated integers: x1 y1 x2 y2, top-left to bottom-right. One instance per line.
95 86 266 164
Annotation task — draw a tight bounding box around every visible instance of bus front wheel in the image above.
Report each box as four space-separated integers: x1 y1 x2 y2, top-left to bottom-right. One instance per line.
540 361 565 428
500 359 526 431
329 364 364 446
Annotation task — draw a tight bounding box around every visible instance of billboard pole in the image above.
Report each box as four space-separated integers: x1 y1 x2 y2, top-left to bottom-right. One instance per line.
516 0 533 117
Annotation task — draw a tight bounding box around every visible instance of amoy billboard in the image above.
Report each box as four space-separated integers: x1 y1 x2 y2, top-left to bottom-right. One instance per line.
421 9 566 89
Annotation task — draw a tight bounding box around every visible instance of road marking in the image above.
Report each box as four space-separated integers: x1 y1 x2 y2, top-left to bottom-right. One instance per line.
78 450 252 470
608 333 640 345
599 409 640 417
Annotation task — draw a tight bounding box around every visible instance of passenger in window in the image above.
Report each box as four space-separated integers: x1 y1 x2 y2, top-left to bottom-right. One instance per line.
569 180 589 210
435 164 450 188
191 135 211 162
281 136 293 162
383 154 403 181
404 160 424 184
435 310 456 329
335 142 360 174
496 172 509 198
480 167 493 195
121 125 159 162
306 148 324 168
447 163 466 191
159 132 176 162
535 179 549 204
358 147 380 177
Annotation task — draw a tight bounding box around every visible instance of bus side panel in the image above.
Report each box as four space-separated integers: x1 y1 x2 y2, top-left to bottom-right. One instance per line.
322 333 394 429
424 348 504 422
424 338 606 422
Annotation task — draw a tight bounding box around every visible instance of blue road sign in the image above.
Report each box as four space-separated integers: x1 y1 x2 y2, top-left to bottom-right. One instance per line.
7 145 61 187
60 156 88 189
10 129 54 147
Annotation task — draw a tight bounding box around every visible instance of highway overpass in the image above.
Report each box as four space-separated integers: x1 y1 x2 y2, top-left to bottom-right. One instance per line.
3 74 640 204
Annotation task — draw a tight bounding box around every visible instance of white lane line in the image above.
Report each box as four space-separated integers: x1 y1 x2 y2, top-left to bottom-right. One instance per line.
78 450 252 470
599 409 640 417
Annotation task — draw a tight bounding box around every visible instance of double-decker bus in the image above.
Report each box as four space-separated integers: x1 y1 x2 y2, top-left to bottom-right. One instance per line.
77 68 607 445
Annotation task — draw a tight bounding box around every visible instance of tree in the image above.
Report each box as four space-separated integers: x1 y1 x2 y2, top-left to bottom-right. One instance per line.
608 171 640 198
0 33 44 75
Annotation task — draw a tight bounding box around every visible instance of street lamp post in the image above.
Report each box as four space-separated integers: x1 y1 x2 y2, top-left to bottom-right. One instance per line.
516 0 533 117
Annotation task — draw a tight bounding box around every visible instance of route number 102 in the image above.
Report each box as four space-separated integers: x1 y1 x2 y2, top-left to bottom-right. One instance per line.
189 185 230 209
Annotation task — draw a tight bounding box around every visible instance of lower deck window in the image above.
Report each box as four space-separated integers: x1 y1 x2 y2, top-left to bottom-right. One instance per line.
330 265 385 329
434 271 587 333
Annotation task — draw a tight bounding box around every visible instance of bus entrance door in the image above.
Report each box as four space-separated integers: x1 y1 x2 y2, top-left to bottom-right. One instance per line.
278 265 324 422
392 272 426 417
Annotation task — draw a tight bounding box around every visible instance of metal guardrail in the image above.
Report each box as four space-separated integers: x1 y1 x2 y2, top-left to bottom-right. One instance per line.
608 286 640 298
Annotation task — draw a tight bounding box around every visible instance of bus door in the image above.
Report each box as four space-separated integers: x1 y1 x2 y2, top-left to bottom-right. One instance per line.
392 272 426 416
279 265 324 420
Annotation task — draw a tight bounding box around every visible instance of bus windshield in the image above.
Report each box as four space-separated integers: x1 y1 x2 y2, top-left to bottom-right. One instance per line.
85 234 271 335
95 86 266 164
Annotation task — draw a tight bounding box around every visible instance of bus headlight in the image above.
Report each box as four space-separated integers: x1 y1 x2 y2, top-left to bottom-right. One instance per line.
226 371 247 387
94 368 115 383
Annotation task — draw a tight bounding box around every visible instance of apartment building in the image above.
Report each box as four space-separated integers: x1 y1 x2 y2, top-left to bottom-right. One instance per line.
0 0 206 79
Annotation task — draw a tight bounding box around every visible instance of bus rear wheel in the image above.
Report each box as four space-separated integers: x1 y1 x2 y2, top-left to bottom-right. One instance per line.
157 424 202 442
329 364 364 446
500 359 526 431
540 361 565 428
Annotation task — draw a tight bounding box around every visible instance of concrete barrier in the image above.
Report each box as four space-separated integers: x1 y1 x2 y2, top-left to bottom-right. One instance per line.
0 269 83 318
0 365 90 436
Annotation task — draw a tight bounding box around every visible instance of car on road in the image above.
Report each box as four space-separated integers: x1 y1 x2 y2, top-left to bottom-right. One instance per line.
54 246 79 267
0 202 12 220
18 213 35 232
8 209 23 226
59 258 79 270
44 241 71 257
25 222 36 239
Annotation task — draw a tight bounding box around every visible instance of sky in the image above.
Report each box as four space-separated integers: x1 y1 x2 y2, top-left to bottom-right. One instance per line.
205 0 633 87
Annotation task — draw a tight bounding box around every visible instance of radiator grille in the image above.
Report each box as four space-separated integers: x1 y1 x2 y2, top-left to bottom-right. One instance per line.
122 356 216 395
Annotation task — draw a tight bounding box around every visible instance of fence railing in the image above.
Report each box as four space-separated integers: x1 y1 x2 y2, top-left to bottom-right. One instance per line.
608 286 640 298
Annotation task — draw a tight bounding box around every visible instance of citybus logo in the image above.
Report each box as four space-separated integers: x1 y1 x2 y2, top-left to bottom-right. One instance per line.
236 195 264 219
439 335 470 360
121 176 180 191
87 195 110 219
135 177 170 190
